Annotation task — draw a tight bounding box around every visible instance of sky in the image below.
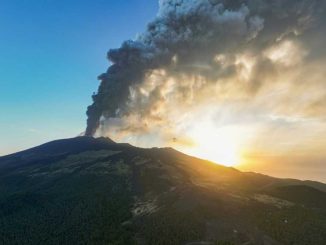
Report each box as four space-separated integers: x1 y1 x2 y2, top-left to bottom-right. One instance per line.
0 0 158 154
1 0 325 183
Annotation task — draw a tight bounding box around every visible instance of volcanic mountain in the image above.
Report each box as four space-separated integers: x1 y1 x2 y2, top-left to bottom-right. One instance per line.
0 137 325 244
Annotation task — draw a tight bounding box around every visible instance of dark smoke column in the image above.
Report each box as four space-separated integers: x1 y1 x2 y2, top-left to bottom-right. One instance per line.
85 40 164 136
85 102 101 136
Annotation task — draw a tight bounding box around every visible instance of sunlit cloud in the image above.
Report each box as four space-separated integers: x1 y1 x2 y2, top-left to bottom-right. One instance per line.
88 0 326 180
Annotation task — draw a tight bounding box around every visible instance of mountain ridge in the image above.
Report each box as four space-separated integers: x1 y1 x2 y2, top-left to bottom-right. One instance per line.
0 137 325 244
1 136 324 190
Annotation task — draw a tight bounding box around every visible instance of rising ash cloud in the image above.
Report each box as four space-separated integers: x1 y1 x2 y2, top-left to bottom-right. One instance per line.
85 0 326 140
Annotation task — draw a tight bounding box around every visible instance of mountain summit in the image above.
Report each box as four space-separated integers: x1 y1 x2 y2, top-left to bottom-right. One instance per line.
0 137 325 244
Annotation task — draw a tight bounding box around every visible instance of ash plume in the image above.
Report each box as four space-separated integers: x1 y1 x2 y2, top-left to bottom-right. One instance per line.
86 0 325 137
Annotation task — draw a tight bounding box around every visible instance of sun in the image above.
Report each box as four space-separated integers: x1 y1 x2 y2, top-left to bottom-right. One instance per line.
181 122 243 167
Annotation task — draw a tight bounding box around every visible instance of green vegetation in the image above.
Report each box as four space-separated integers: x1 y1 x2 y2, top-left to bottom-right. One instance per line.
0 151 134 245
248 204 326 245
0 137 325 244
138 208 206 245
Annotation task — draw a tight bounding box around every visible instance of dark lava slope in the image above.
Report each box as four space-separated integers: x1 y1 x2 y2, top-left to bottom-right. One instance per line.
0 137 325 245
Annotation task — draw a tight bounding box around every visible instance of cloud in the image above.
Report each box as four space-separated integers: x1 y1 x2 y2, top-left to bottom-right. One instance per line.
85 0 326 157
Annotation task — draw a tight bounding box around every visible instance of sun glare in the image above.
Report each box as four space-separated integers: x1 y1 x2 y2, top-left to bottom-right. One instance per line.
182 122 244 167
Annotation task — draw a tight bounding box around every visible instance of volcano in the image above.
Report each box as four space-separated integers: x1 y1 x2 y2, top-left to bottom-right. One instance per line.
0 137 325 244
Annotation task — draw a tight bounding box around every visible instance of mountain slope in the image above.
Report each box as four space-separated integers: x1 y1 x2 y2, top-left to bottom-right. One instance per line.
0 137 325 245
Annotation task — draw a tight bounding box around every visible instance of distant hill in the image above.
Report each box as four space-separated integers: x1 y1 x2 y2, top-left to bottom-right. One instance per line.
0 137 325 244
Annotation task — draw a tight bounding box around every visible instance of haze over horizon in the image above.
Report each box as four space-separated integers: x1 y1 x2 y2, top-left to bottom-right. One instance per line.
1 0 326 183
